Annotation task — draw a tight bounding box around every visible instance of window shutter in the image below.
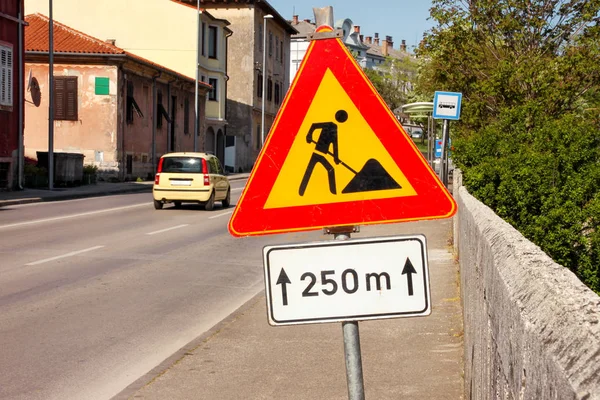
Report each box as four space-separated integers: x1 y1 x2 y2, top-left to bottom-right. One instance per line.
66 77 78 120
54 77 66 119
54 77 78 120
0 45 13 106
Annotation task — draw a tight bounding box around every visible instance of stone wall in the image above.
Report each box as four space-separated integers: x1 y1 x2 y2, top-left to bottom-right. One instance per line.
453 171 600 399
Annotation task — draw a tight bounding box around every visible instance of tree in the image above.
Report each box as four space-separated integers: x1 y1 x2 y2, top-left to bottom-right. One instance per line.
416 0 600 293
363 56 418 112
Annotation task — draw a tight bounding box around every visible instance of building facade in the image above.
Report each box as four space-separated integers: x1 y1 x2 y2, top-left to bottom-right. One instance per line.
289 15 312 83
0 0 25 190
24 0 231 166
192 0 296 172
24 14 210 181
290 15 411 73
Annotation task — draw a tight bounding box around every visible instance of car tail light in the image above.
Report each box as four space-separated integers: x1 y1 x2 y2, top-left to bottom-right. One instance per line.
202 158 210 186
155 157 164 185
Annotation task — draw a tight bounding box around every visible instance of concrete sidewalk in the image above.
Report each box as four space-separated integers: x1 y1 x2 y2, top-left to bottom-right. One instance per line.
0 173 250 207
117 220 464 400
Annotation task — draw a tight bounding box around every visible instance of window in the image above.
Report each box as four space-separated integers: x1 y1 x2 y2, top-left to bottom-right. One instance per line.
156 91 171 129
257 72 263 98
0 44 12 107
126 80 143 124
157 91 163 128
256 124 261 150
54 76 78 121
268 31 273 57
280 40 284 64
184 96 190 134
142 85 150 126
209 156 224 174
208 26 218 59
161 156 203 173
201 23 206 56
275 39 279 61
274 82 280 105
259 25 263 52
267 77 272 102
208 78 218 101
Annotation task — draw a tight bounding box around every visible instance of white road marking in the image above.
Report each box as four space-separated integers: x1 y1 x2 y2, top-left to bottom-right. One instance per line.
231 187 243 192
0 203 148 230
209 211 233 219
26 245 105 266
146 224 189 236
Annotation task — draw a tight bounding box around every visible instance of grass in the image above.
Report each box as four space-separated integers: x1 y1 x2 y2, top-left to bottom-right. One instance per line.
412 138 429 154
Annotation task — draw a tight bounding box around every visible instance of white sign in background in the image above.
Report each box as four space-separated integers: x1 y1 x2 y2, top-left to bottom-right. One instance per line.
263 235 431 326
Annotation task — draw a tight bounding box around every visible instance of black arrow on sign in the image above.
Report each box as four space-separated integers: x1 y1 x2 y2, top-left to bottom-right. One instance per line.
276 268 291 306
402 258 417 296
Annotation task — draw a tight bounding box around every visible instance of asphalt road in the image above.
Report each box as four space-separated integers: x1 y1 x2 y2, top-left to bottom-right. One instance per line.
0 179 319 400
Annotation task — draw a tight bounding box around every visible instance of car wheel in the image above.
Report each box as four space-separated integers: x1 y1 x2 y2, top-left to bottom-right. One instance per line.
222 189 231 208
174 201 182 208
204 191 215 211
153 200 163 210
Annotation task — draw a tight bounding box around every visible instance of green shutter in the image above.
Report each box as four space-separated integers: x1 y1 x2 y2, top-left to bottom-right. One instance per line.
95 77 110 95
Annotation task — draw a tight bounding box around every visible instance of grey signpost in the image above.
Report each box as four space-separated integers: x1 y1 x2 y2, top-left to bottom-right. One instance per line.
432 91 463 187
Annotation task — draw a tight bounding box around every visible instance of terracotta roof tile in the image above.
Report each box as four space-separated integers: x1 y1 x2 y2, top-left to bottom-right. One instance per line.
25 14 124 54
24 14 212 90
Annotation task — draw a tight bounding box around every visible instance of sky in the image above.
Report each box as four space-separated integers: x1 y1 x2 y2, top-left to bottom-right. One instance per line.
266 0 435 52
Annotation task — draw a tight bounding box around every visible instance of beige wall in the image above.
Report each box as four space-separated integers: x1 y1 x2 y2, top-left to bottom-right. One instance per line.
24 64 120 168
25 0 228 123
24 62 203 180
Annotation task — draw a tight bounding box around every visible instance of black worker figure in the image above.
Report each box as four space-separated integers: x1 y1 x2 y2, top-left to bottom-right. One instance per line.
299 110 348 196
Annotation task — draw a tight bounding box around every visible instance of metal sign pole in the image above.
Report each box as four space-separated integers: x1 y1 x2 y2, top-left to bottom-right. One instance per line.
332 227 365 400
440 119 449 186
342 320 365 400
48 0 54 190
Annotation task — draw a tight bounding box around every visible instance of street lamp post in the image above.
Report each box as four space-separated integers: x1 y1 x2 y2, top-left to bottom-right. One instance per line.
48 0 54 190
261 14 273 147
194 0 201 151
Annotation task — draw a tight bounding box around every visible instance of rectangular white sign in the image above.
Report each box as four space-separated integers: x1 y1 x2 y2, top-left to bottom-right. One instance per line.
263 235 431 326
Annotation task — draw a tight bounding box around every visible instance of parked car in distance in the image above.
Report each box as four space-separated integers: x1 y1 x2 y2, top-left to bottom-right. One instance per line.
411 129 423 139
152 152 230 210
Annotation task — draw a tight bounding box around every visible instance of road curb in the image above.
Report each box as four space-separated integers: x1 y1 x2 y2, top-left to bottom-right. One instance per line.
0 185 152 207
0 175 248 208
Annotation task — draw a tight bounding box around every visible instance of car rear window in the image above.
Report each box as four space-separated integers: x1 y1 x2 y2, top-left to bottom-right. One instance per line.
161 157 203 173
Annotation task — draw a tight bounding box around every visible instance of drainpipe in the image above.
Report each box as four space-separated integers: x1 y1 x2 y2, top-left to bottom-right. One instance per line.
166 78 177 152
152 73 160 173
17 0 24 189
120 67 126 181
223 29 232 163
167 81 171 152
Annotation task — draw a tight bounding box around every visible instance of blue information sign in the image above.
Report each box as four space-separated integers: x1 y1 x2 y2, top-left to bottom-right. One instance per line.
433 91 462 120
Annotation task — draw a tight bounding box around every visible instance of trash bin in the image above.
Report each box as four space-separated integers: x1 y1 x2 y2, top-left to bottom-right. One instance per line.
37 152 85 186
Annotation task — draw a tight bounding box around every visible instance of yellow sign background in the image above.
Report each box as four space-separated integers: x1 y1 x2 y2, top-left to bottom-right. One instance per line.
265 69 416 209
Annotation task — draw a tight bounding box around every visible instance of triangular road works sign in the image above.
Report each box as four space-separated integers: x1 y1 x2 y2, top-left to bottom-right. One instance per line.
229 26 457 237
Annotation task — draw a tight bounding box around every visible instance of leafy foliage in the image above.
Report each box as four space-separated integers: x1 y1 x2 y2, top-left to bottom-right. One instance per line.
363 56 418 112
417 0 600 293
